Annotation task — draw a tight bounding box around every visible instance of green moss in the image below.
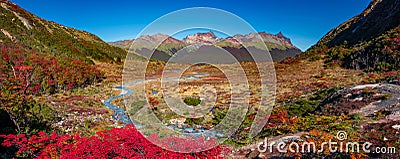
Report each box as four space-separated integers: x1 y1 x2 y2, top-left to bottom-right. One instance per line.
311 86 340 100
185 118 203 126
286 99 319 117
211 109 228 126
183 97 201 106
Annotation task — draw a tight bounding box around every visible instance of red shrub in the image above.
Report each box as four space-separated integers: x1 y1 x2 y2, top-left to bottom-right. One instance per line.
1 125 230 158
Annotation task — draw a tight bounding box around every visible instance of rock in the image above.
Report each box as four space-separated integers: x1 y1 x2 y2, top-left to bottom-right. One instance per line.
392 125 400 129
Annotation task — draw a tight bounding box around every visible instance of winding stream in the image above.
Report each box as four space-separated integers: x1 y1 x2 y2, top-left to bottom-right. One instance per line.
103 73 224 137
104 80 145 127
104 86 133 124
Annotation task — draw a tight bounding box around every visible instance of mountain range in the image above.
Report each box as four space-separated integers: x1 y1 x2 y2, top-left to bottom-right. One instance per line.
1 0 398 69
109 31 302 62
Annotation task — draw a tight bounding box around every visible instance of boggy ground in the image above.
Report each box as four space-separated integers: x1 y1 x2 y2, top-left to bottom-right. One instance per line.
56 58 399 158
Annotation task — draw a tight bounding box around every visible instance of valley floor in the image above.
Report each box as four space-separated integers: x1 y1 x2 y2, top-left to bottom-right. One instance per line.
3 58 399 158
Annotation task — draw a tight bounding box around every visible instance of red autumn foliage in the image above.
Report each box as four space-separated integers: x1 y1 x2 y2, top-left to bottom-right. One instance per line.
266 110 296 129
0 44 102 95
1 125 230 158
0 43 103 134
148 97 160 106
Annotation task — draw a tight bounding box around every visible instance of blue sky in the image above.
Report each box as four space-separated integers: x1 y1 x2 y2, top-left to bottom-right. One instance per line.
10 0 371 51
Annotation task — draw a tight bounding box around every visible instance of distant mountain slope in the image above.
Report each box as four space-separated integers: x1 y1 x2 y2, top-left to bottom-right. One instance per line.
306 0 400 71
218 32 298 51
109 31 302 62
108 40 132 49
0 0 127 64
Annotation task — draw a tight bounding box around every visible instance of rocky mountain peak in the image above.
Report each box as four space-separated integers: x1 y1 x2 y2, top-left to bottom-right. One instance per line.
241 32 295 48
275 32 293 47
183 31 219 44
109 31 302 62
